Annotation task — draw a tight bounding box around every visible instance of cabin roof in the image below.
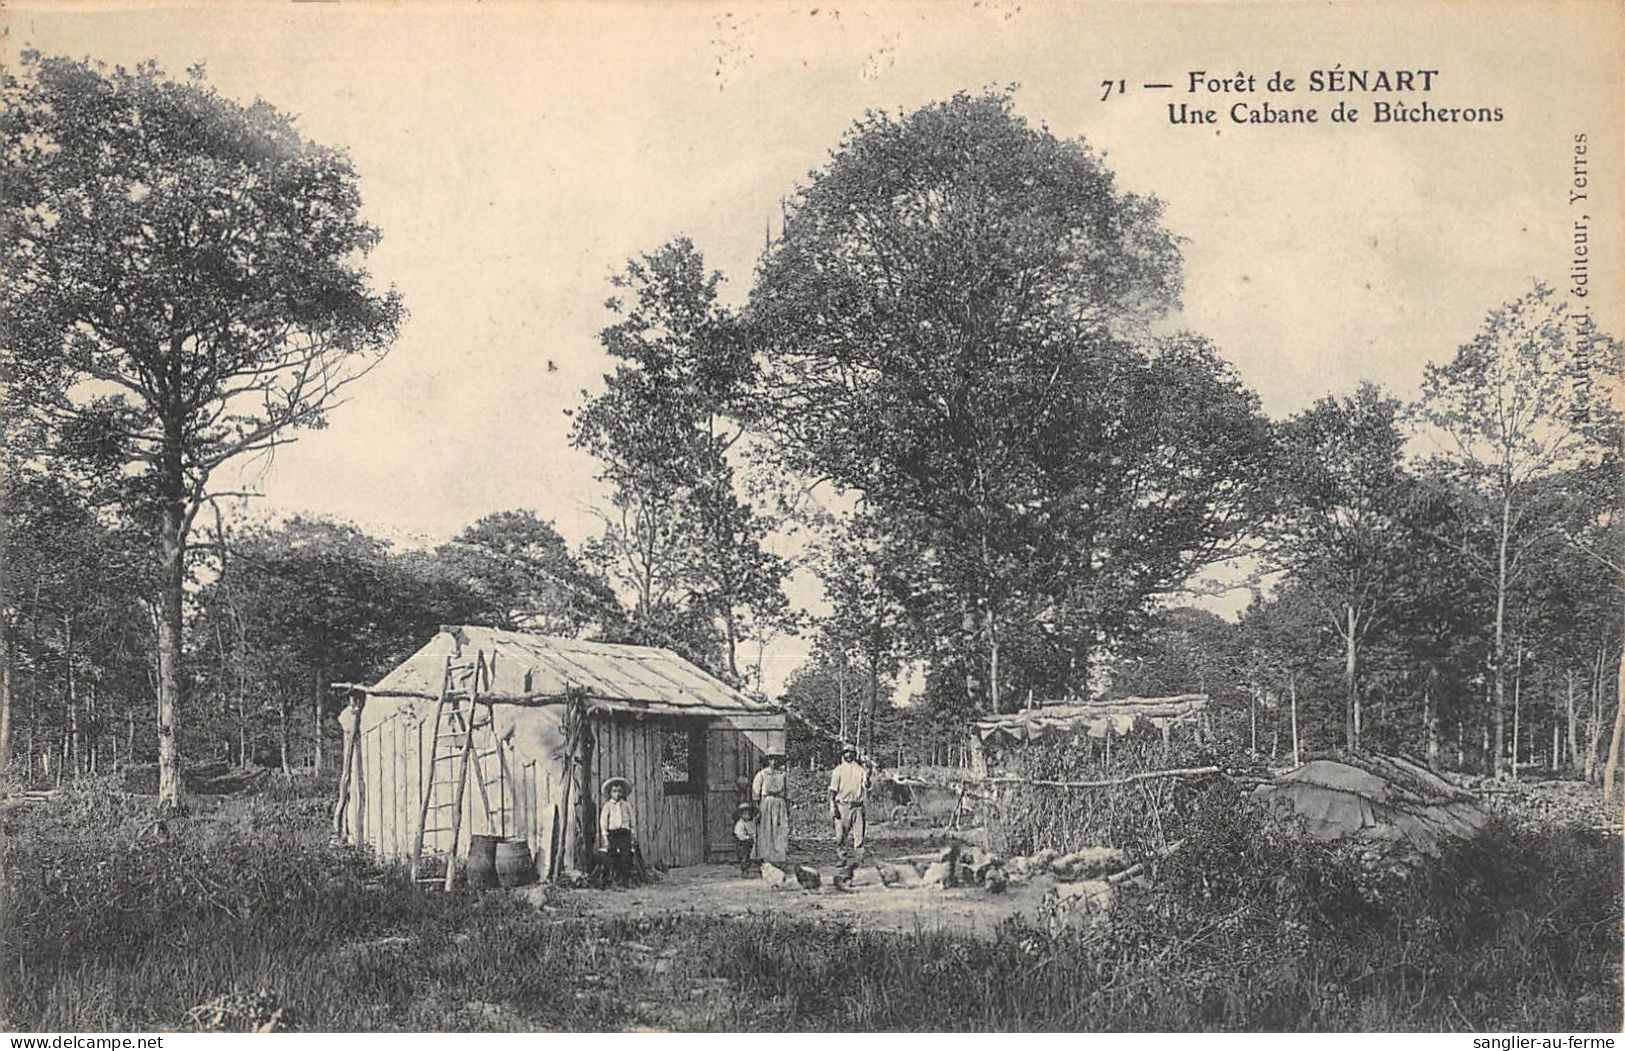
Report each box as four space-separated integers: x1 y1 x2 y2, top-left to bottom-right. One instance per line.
360 625 779 719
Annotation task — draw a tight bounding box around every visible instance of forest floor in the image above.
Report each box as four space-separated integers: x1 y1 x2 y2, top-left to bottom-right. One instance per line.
546 824 1055 938
2 765 1619 1032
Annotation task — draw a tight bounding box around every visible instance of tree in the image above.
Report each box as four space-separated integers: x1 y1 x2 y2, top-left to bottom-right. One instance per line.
1 55 403 808
571 238 788 682
1415 283 1618 777
1266 383 1415 750
1234 586 1340 763
1385 474 1492 768
195 517 408 772
432 511 624 636
1 468 153 782
749 91 1272 710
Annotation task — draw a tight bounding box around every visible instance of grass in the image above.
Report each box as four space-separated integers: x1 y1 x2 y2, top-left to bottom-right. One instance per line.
1 770 1618 1032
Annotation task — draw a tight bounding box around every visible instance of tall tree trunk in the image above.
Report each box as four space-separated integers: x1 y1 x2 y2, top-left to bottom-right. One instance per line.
87 681 97 774
311 668 323 775
279 695 292 777
1343 605 1358 751
1511 644 1523 780
237 639 248 768
0 621 11 785
1491 491 1512 779
64 616 78 778
1424 682 1439 766
1604 656 1624 802
156 460 187 811
1586 647 1604 781
1566 670 1580 768
27 580 41 785
836 660 847 741
866 635 880 758
1249 689 1258 753
1289 672 1300 766
987 612 1002 715
722 609 740 685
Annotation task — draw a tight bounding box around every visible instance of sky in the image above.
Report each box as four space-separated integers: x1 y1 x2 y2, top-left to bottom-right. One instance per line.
6 0 1622 695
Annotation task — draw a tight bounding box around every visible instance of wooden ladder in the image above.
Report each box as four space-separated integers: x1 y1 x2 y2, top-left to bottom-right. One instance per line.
410 651 506 891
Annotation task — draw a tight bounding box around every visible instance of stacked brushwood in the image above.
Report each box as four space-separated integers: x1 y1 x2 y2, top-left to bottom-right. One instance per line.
985 731 1244 858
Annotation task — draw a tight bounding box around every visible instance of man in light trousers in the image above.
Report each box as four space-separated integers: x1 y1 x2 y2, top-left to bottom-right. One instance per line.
829 745 869 861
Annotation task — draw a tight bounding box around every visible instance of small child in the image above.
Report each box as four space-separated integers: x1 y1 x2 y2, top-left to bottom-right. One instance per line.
598 776 637 886
732 802 759 877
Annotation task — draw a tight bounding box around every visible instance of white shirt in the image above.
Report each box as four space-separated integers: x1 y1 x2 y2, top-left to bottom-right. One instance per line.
599 798 634 843
828 761 868 804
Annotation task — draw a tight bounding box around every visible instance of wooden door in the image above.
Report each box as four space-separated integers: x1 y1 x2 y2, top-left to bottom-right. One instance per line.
705 728 754 860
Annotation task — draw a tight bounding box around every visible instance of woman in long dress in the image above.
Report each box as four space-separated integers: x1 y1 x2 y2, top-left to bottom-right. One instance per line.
751 751 791 864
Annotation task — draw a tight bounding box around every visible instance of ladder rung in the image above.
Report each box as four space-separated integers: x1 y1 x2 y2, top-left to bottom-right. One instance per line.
475 749 500 758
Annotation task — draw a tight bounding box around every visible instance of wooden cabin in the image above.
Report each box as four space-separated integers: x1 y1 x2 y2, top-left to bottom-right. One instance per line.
338 626 786 877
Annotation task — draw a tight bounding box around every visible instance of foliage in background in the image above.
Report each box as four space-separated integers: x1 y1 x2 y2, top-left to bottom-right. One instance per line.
749 90 1274 713
1415 283 1622 778
3 775 1616 1032
0 53 403 808
570 238 790 684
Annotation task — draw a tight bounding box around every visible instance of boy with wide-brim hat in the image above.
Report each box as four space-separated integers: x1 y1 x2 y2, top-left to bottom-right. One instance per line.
598 775 637 885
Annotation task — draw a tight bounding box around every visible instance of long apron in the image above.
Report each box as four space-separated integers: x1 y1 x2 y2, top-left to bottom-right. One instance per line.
752 768 790 863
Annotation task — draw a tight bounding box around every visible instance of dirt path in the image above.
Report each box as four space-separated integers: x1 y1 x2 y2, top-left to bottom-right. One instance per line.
525 826 1056 938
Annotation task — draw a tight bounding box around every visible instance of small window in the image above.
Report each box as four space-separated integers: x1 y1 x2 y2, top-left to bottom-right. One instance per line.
661 724 705 795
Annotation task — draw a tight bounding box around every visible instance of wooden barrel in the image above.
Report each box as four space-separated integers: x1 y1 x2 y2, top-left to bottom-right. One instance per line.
466 834 500 890
495 838 536 887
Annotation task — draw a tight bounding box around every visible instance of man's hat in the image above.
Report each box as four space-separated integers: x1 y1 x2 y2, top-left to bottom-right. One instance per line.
602 776 632 795
841 744 858 757
734 801 758 816
764 746 785 758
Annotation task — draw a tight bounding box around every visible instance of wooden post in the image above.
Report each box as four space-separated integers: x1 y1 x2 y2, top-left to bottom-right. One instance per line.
331 691 364 840
351 721 366 846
